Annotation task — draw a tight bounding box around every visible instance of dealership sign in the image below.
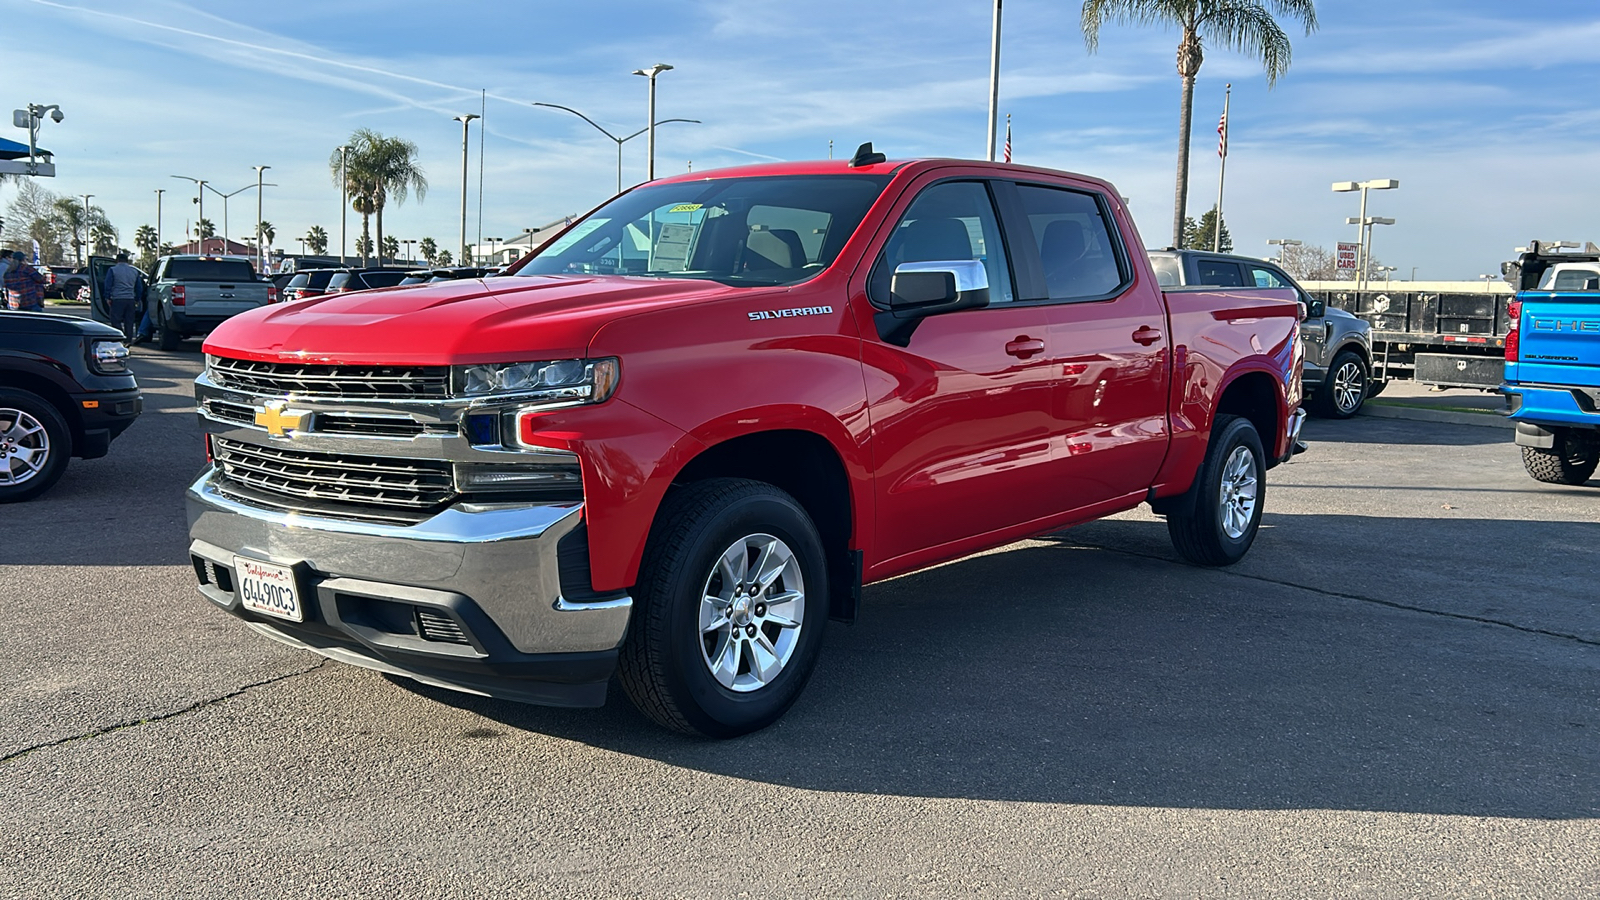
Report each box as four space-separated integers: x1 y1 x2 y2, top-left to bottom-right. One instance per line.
1336 242 1359 270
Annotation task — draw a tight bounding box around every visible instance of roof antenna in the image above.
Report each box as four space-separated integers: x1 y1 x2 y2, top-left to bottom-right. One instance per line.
848 142 886 168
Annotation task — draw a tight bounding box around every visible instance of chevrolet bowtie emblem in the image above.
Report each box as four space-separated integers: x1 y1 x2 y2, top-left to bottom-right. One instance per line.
254 400 309 437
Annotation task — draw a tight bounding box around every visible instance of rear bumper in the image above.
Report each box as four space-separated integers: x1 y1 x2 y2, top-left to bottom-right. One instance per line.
186 468 633 707
1501 383 1600 442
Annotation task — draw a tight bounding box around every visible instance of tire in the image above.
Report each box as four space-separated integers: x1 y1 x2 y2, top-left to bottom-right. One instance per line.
618 478 829 738
0 388 73 503
1310 350 1368 418
155 306 181 351
1521 432 1599 485
1365 378 1387 399
1166 415 1266 567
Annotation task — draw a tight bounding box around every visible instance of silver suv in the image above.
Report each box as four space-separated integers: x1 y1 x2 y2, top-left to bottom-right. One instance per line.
1148 250 1374 418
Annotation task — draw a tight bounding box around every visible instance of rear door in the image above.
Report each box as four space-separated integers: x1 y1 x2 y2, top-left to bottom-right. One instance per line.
86 255 114 325
1516 291 1600 388
1002 180 1170 505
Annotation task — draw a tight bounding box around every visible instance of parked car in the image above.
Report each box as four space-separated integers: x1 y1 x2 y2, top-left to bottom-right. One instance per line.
189 152 1303 737
1149 248 1374 418
110 255 275 351
1500 241 1600 485
281 268 348 303
396 266 496 286
43 265 88 301
324 267 419 294
0 309 141 501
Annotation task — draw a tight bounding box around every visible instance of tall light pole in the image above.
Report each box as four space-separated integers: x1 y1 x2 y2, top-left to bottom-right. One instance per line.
205 183 265 252
337 145 350 264
1332 179 1398 293
253 165 271 272
986 0 1003 160
455 114 479 263
80 194 93 264
154 189 165 254
631 63 674 182
171 176 206 252
533 102 698 195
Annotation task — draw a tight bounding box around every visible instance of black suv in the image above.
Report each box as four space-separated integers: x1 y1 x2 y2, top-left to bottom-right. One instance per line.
324 267 419 294
0 311 142 501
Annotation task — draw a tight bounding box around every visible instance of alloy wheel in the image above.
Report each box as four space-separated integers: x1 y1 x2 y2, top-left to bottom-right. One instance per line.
698 532 806 692
1333 360 1365 413
0 408 52 486
1218 445 1258 540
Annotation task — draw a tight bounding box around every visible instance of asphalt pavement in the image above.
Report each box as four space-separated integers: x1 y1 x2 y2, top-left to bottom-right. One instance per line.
2 342 1596 898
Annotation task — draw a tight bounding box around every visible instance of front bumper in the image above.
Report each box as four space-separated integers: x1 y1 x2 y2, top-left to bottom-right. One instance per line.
71 387 142 458
186 468 633 707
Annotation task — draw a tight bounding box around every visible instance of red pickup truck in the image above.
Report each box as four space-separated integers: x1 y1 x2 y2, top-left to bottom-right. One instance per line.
188 151 1303 736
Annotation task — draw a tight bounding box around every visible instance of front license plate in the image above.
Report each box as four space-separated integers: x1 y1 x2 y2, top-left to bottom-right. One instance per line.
234 556 304 623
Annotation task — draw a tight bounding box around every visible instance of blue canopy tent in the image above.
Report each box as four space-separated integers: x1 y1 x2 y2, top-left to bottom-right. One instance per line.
0 136 50 160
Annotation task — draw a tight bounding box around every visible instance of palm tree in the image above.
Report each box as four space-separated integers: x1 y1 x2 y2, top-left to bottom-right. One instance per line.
436 249 453 266
1081 1 1318 246
259 220 276 249
196 218 216 239
382 235 400 262
306 225 329 255
333 129 428 267
419 237 438 264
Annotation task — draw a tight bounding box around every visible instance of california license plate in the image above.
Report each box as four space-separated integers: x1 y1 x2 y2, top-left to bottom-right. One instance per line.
234 556 304 623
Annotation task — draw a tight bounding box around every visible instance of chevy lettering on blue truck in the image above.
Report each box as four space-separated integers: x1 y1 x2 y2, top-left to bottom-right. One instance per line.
1500 241 1600 485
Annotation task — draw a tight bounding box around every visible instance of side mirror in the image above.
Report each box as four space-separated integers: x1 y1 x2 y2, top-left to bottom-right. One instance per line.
1306 299 1326 319
876 259 990 346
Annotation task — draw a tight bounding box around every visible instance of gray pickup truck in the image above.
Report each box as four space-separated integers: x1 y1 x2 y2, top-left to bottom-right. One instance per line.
144 255 274 351
1148 249 1375 418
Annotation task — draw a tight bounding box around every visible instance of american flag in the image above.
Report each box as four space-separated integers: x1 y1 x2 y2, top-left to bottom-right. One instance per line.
1217 109 1228 159
1003 115 1012 163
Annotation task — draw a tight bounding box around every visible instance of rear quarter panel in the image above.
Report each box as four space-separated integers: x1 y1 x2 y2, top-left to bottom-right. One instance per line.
1155 287 1301 494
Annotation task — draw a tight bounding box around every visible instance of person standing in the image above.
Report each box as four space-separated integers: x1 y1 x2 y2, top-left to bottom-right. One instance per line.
3 251 46 311
0 252 12 308
103 252 145 341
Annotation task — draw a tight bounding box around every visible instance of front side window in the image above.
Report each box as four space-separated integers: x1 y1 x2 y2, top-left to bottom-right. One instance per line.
869 180 1014 305
1148 254 1183 287
1015 184 1124 300
1249 265 1288 288
518 175 888 287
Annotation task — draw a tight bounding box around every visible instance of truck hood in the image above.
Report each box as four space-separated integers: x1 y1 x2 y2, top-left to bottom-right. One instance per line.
202 275 739 365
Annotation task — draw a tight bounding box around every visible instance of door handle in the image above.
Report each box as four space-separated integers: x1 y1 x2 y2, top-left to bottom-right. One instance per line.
1132 326 1163 346
1005 336 1045 359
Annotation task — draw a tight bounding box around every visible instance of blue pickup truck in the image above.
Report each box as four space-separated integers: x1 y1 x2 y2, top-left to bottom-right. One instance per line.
1501 241 1600 485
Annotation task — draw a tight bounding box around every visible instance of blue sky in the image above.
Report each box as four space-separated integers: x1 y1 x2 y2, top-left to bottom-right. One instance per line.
4 0 1597 277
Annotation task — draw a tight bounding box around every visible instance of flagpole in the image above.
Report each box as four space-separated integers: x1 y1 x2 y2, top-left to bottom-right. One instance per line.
1213 83 1230 253
1004 114 1012 163
986 0 1002 160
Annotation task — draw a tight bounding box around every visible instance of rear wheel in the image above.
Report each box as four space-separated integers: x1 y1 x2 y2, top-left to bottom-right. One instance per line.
155 307 181 351
1166 415 1266 567
1521 432 1599 485
619 478 828 738
0 388 72 503
1311 350 1368 418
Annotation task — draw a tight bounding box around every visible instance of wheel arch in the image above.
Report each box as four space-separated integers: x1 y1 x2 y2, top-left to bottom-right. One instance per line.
669 428 861 622
0 366 81 455
1215 368 1283 463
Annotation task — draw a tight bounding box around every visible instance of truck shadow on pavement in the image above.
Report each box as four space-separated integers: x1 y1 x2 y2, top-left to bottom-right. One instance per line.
1308 415 1509 447
399 512 1599 820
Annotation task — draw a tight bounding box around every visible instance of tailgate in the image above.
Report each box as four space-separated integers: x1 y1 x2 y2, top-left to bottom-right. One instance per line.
1514 292 1600 388
181 282 269 318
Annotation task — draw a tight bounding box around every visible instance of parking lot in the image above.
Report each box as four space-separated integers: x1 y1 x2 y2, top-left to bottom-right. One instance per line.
2 344 1596 898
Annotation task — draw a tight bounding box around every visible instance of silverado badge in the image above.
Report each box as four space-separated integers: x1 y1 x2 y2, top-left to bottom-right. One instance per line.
255 400 309 437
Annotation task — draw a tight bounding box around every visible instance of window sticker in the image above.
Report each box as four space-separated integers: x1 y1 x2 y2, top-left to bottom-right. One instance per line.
667 203 703 213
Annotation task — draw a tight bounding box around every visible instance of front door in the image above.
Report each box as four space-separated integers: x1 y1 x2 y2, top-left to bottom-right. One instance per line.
858 179 1062 564
87 255 113 325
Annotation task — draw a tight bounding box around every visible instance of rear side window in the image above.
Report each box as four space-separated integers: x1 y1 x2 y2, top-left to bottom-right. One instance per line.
1195 259 1246 287
326 273 351 291
358 271 410 289
1148 254 1183 287
286 274 310 289
164 259 256 282
1015 185 1125 300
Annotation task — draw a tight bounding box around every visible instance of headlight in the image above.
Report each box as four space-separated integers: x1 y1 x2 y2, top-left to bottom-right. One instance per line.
90 339 129 375
454 357 620 407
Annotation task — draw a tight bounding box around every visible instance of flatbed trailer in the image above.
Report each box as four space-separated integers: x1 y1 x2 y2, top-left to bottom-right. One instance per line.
1304 282 1514 390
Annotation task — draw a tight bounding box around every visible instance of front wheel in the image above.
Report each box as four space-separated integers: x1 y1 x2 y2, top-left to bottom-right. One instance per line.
0 388 73 503
1166 415 1266 567
1521 432 1599 485
619 478 828 738
1311 350 1368 418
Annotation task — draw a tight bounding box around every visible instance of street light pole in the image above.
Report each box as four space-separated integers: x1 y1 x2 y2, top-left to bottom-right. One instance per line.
455 114 479 264
171 176 207 252
253 165 271 272
631 64 674 182
1332 179 1398 293
79 194 93 264
532 102 699 195
338 145 350 264
154 189 165 254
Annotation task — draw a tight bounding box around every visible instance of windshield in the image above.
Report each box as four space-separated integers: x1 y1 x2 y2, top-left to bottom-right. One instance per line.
517 175 890 287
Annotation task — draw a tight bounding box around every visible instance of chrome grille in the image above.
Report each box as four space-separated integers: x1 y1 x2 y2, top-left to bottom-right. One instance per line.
213 438 455 521
208 357 449 399
204 399 256 426
316 414 429 438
